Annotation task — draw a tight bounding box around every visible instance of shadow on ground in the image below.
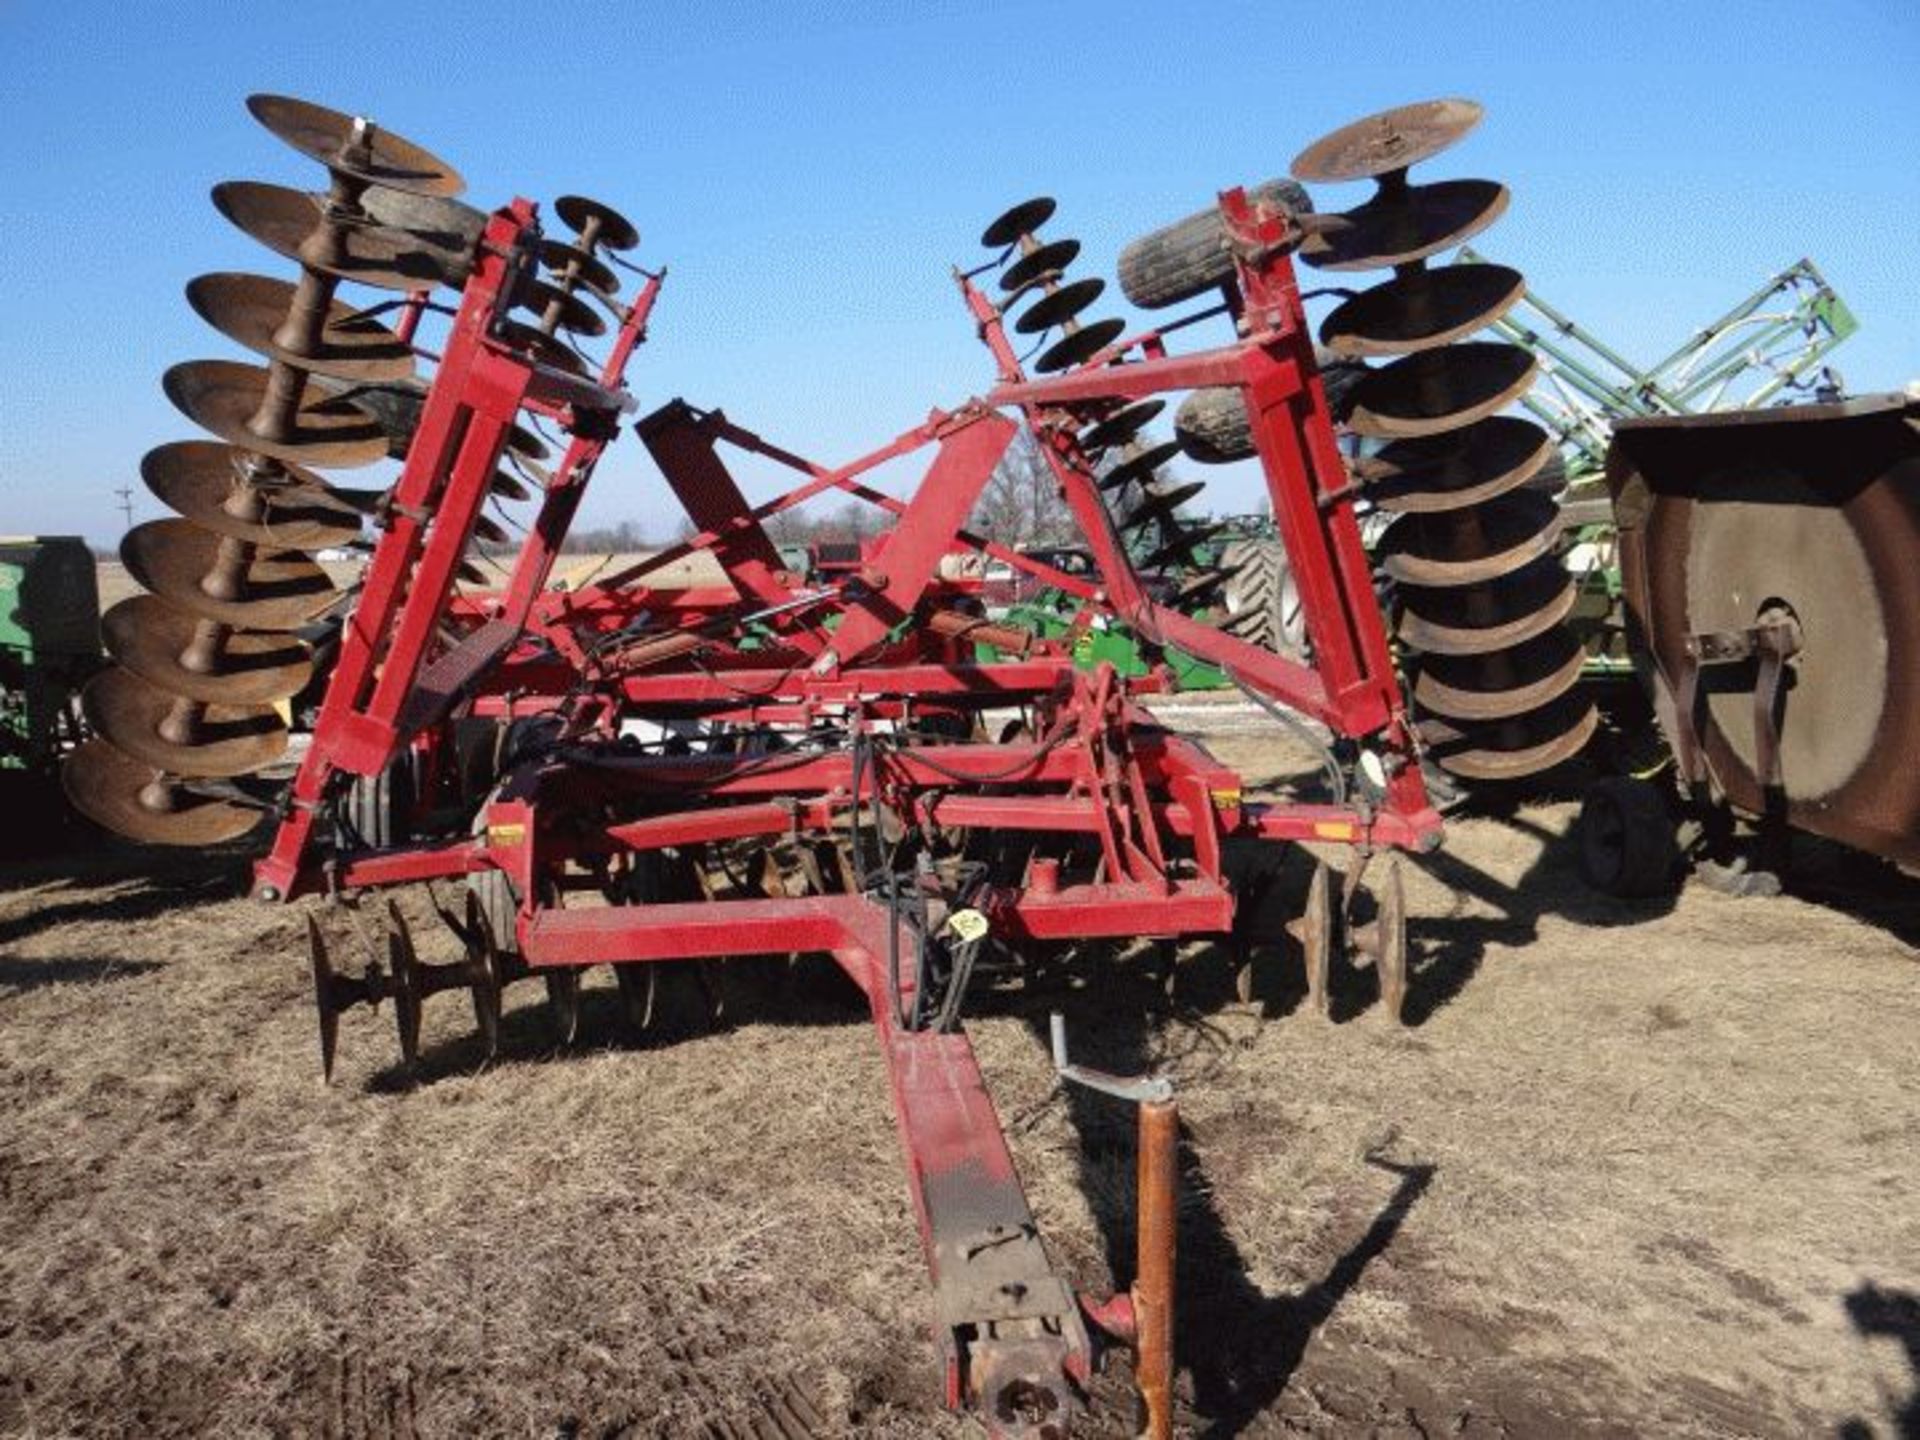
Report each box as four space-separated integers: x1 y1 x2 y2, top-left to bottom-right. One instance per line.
1839 1281 1920 1440
0 954 164 991
1023 980 1432 1437
0 840 254 947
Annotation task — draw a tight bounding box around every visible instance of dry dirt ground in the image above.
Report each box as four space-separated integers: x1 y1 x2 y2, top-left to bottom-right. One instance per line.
2 703 1917 1438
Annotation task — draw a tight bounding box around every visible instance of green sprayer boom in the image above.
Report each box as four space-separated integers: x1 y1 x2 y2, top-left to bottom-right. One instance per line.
1457 251 1857 478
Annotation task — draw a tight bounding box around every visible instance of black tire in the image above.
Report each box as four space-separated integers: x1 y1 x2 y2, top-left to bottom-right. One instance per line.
1576 776 1679 898
1219 536 1306 657
1175 387 1252 465
467 800 517 947
1175 356 1369 464
1118 179 1312 310
345 750 416 850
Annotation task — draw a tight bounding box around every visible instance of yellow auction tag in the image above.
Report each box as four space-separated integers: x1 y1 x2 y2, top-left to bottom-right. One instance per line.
946 908 990 943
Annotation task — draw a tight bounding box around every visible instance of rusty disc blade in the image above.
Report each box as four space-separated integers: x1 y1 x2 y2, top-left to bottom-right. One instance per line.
1098 439 1184 493
1419 691 1599 781
1413 627 1585 723
1617 397 1920 863
164 359 389 469
1079 399 1164 454
1121 480 1207 532
1670 499 1881 805
1300 179 1509 273
514 275 608 337
313 376 551 463
1395 553 1576 656
385 903 424 1068
982 196 1056 249
325 483 386 515
1174 564 1238 610
123 519 339 631
1378 489 1563 587
1015 276 1105 335
308 915 343 1082
489 471 533 502
186 272 415 382
142 441 362 548
1357 416 1554 514
103 596 314 706
1291 98 1484 183
1345 342 1537 441
537 239 619 296
496 320 589 376
63 738 265 846
82 668 288 778
357 185 485 285
1140 521 1226 573
247 94 464 197
1035 317 1126 374
1319 264 1525 359
1001 237 1081 292
211 181 448 293
554 195 640 251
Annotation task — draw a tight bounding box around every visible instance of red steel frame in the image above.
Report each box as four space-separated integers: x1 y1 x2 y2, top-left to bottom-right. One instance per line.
270 185 1437 1436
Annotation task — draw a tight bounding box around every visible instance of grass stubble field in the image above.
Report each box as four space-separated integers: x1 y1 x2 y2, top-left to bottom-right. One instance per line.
1 675 1916 1436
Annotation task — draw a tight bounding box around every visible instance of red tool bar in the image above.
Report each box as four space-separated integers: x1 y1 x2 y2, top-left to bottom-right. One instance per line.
606 406 1103 606
593 403 953 595
958 275 1155 624
499 269 665 629
335 839 489 889
608 659 1082 706
517 883 1233 966
641 406 800 611
602 801 819 851
985 342 1284 411
816 413 1015 668
1243 799 1443 851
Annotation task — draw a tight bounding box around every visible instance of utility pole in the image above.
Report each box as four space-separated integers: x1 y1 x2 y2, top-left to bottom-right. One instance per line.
114 485 134 532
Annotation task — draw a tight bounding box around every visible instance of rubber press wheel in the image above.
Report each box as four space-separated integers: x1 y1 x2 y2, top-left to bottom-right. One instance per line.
1174 357 1368 465
345 748 418 850
1118 179 1313 309
468 802 582 1045
1576 775 1679 898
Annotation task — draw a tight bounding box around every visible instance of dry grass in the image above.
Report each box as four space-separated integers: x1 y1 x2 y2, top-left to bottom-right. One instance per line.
1 710 1917 1437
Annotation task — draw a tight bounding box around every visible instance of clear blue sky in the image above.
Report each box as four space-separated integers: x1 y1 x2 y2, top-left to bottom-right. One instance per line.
2 0 1915 546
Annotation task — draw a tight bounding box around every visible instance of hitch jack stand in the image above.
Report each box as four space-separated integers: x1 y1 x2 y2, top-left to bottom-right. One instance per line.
1051 1013 1178 1440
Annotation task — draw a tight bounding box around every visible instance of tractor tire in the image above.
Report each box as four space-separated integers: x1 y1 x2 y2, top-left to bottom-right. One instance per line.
1118 179 1313 310
1219 536 1307 658
1575 775 1679 898
1175 358 1370 463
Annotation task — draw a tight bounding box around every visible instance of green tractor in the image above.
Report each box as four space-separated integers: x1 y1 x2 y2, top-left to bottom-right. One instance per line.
0 537 103 827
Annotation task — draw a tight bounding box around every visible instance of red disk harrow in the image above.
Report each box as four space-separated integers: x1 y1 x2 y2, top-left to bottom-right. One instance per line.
68 93 1571 1437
